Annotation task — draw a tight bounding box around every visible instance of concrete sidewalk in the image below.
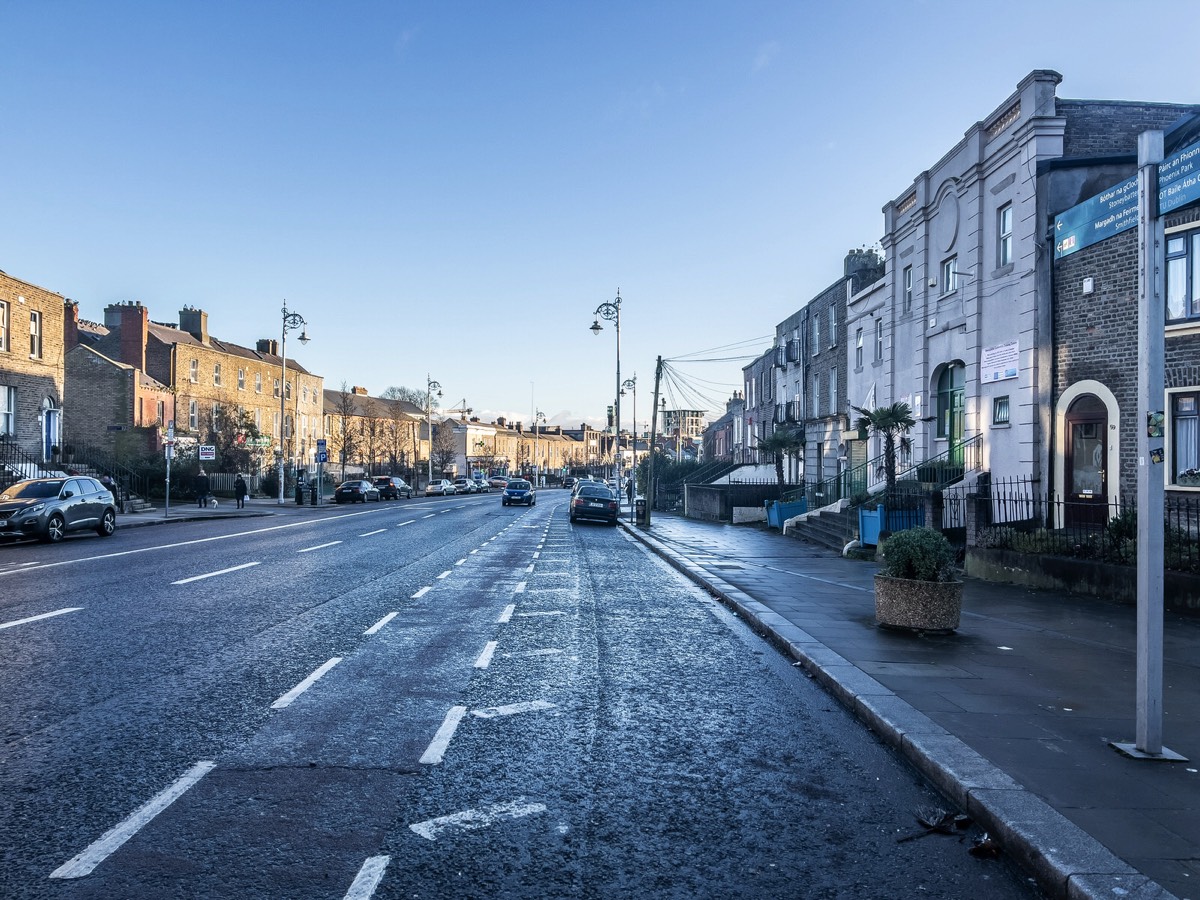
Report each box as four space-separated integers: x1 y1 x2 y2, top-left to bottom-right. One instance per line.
623 513 1199 900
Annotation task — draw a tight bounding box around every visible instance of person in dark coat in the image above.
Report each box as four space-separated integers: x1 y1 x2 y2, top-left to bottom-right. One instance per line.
234 474 247 509
195 468 210 508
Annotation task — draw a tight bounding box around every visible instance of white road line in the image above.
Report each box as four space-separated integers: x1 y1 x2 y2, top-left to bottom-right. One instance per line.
271 657 342 710
412 586 431 599
532 552 540 559
298 541 343 553
436 570 451 579
498 604 515 623
454 558 466 566
474 641 498 668
514 581 526 594
0 607 83 631
419 705 467 765
409 800 546 841
397 520 414 527
516 611 565 617
422 514 436 519
525 564 535 573
364 612 397 635
472 700 556 719
469 549 479 554
49 760 215 879
359 529 387 537
503 649 563 658
170 561 260 585
343 855 390 900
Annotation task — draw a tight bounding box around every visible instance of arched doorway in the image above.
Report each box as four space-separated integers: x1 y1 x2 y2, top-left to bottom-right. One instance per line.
42 397 60 462
1064 394 1108 526
935 362 965 463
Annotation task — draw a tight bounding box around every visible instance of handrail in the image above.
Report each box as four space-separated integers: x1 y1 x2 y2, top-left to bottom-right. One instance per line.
0 437 57 486
896 433 982 489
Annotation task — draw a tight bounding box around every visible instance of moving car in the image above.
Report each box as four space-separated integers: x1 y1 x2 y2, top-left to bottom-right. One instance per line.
425 478 455 496
562 476 577 490
0 476 118 543
488 475 509 490
373 476 413 500
569 481 620 525
501 479 536 506
334 479 380 503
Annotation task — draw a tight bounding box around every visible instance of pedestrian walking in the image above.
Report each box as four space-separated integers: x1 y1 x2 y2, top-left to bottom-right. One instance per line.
194 468 210 508
625 477 634 506
234 473 247 509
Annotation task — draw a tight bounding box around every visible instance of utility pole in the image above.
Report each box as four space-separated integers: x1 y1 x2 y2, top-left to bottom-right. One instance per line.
646 356 663 527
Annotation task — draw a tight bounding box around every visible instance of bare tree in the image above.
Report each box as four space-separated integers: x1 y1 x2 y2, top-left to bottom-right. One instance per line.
381 385 427 407
431 421 458 475
359 398 384 476
331 382 360 482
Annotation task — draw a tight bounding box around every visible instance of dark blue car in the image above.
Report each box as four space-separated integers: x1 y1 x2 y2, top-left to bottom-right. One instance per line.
502 479 536 506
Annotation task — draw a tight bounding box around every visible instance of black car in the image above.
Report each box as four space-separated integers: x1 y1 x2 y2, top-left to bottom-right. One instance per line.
569 482 619 525
334 479 380 503
501 479 536 506
0 476 118 543
373 476 413 500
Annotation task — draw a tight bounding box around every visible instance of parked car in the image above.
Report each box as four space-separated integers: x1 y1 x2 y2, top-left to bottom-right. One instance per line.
488 475 509 489
453 478 476 495
425 478 455 496
473 479 490 493
334 479 380 503
569 482 620 525
501 479 536 506
373 476 413 500
0 476 118 543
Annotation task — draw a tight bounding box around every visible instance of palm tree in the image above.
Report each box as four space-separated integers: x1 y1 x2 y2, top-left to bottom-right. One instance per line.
758 426 806 496
852 402 916 494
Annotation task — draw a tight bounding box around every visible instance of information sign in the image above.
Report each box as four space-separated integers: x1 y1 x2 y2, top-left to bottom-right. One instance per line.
316 451 328 463
1158 138 1200 215
1054 176 1137 259
980 340 1020 384
199 445 216 460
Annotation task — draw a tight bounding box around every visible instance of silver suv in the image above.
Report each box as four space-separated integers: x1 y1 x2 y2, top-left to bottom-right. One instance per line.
0 476 118 543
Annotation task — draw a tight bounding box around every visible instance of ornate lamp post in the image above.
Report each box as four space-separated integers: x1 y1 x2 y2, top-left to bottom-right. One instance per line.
590 289 622 482
277 303 309 505
533 410 546 485
426 375 442 487
621 375 637 513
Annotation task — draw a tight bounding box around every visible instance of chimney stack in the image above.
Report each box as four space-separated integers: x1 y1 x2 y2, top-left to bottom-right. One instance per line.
178 306 209 345
104 301 148 371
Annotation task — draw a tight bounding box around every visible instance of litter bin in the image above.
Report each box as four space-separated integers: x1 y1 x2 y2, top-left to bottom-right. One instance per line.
295 480 306 505
310 482 318 506
635 497 648 526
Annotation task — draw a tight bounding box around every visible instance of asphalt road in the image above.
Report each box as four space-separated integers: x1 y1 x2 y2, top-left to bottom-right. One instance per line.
0 491 1042 898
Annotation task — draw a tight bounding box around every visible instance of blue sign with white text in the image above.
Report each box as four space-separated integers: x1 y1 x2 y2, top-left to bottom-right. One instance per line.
1054 176 1138 259
1159 138 1200 215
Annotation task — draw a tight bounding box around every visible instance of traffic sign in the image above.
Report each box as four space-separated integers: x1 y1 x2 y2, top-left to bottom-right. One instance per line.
316 451 328 463
1159 138 1200 215
1054 176 1137 259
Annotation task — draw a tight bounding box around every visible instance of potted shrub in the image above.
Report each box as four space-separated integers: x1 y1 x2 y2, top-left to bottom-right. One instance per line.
874 527 962 632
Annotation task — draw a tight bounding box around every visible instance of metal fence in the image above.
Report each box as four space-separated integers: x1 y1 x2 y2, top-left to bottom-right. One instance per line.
941 476 1200 574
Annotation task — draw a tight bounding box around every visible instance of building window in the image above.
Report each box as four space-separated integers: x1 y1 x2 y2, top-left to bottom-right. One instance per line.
855 328 863 368
255 372 263 394
1172 392 1200 485
156 400 165 425
274 411 280 439
992 395 1010 425
903 265 913 313
998 204 1013 267
941 256 958 294
211 402 219 429
285 381 292 400
811 317 820 356
828 306 836 348
0 300 8 352
238 368 245 390
811 373 820 418
1165 230 1200 323
273 377 281 399
189 359 199 383
255 408 262 430
303 386 309 404
874 318 884 361
29 311 42 359
188 400 198 431
829 366 837 415
0 385 14 435
213 363 222 386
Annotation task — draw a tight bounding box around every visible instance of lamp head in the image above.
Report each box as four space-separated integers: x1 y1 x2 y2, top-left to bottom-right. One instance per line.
590 319 602 336
298 329 310 345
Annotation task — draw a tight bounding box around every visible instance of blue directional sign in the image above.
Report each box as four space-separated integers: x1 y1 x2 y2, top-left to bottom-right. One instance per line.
1054 176 1138 259
1159 138 1200 215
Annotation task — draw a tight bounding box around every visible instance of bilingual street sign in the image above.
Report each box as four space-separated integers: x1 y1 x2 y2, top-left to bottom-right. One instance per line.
1158 137 1200 215
1054 176 1137 259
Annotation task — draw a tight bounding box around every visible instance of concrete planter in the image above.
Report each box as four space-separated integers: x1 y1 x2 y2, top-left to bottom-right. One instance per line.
873 574 963 632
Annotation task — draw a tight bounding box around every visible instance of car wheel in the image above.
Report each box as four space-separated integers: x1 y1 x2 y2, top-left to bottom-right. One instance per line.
96 509 116 537
43 513 66 543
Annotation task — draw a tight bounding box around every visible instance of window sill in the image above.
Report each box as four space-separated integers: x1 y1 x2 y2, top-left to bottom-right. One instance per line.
991 422 1011 429
991 262 1015 279
1166 320 1200 338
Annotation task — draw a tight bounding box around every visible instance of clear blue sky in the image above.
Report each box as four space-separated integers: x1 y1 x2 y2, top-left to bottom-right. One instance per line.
3 1 1197 431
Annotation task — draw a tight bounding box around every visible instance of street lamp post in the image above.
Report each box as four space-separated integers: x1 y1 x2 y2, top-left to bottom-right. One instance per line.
533 410 545 486
621 375 636 518
590 289 622 483
277 303 309 505
426 375 442 487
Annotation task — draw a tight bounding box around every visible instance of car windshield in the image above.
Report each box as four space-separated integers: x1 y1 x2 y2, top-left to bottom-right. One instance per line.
2 480 65 500
508 481 531 490
338 482 361 489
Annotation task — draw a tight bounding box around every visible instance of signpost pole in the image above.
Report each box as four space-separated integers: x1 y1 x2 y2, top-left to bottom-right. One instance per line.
164 421 174 519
